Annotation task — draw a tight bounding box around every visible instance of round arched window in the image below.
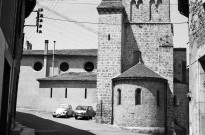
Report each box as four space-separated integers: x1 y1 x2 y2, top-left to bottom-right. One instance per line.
60 62 69 72
33 62 43 71
84 62 94 72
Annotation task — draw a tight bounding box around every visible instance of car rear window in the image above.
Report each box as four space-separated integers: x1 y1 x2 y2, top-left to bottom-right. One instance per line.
76 106 88 110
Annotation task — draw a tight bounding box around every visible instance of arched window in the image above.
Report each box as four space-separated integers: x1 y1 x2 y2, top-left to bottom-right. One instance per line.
157 91 160 106
117 89 121 105
130 0 136 21
135 88 141 105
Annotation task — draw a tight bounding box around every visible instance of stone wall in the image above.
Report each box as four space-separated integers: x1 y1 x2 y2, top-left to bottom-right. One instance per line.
174 83 189 134
189 1 205 135
96 12 123 123
113 79 166 134
122 0 170 23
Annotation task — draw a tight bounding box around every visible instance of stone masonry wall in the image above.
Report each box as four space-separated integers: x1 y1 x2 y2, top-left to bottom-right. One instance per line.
174 83 189 134
189 1 205 135
122 0 170 23
113 80 166 132
96 13 123 123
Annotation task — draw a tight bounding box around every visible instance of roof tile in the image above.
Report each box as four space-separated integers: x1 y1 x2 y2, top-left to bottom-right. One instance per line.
37 72 97 81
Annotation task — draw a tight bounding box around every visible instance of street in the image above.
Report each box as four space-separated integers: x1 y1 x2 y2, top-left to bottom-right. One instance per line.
16 108 147 135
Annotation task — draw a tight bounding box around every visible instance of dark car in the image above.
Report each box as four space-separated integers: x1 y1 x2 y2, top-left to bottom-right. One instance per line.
74 106 96 120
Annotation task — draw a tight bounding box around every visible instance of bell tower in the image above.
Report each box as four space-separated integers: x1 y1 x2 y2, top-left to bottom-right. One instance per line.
96 0 125 123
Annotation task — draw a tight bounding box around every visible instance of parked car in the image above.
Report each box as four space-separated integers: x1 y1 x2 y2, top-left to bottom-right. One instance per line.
74 106 96 120
52 104 74 118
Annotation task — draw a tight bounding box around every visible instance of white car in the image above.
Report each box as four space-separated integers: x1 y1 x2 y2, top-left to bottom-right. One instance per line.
52 104 73 118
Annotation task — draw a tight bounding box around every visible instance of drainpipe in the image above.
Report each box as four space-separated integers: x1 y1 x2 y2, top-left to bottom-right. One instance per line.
52 41 56 76
164 81 168 134
111 80 114 125
44 40 49 77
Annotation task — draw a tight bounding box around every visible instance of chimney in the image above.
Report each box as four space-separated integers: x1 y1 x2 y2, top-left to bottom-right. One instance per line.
44 40 49 77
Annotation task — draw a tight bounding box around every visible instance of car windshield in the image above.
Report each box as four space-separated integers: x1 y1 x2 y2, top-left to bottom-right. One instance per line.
76 106 88 110
59 104 69 109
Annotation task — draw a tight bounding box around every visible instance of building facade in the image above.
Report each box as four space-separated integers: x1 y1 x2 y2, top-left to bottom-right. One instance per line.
0 0 36 134
17 41 98 112
16 0 189 134
96 0 188 134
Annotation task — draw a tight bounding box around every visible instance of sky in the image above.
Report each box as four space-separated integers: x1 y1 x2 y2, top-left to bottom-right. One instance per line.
23 0 189 50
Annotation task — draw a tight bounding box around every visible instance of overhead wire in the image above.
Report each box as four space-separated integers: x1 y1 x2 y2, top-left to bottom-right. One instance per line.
37 2 98 35
44 21 97 46
44 16 188 25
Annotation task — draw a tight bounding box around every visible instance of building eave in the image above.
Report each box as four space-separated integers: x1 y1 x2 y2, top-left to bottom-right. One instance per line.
25 0 36 18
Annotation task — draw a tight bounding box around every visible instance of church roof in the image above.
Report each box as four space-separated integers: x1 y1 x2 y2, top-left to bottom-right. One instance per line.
23 49 97 56
97 0 124 9
113 63 166 81
37 72 97 81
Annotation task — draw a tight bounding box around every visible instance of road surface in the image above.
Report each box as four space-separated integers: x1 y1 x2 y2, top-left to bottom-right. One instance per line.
16 108 148 135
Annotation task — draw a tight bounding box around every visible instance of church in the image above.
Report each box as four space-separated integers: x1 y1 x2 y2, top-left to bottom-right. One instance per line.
17 0 189 134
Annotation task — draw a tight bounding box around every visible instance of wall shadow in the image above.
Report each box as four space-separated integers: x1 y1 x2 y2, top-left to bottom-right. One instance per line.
16 111 95 135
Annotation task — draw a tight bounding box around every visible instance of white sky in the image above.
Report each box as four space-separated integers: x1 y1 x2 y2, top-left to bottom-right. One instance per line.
24 0 189 50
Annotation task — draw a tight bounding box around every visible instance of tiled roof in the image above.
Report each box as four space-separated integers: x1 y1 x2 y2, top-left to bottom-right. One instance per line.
113 63 166 81
97 0 124 9
23 49 97 56
37 72 97 81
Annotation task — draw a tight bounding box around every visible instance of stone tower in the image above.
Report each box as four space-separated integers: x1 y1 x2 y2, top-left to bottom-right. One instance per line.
96 0 173 129
96 0 125 123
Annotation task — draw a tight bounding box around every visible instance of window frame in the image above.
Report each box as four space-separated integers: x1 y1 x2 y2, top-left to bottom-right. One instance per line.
117 89 121 105
135 88 141 105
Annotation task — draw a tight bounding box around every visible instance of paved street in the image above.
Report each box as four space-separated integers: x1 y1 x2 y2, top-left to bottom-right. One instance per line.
16 108 148 135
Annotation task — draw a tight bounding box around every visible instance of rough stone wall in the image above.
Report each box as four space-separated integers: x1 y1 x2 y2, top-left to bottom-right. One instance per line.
173 49 187 83
173 83 189 134
113 80 166 130
96 13 123 123
121 0 173 132
122 0 170 23
189 1 205 135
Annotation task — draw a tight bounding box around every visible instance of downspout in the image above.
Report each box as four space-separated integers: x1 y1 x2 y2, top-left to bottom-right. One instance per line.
44 40 49 77
111 79 114 125
164 81 168 134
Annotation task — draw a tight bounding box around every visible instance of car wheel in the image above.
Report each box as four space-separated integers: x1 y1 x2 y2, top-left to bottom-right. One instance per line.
90 116 92 120
65 113 68 118
53 115 56 118
75 116 78 119
86 116 89 120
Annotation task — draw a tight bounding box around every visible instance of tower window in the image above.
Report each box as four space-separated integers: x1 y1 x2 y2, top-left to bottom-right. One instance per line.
117 89 121 105
135 88 141 105
130 0 136 21
108 34 110 40
134 50 141 64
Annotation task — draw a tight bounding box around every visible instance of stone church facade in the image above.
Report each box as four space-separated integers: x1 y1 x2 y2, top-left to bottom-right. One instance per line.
17 0 189 134
96 0 188 134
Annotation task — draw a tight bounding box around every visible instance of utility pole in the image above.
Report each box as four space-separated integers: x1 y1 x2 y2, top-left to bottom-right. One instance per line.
52 41 56 76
